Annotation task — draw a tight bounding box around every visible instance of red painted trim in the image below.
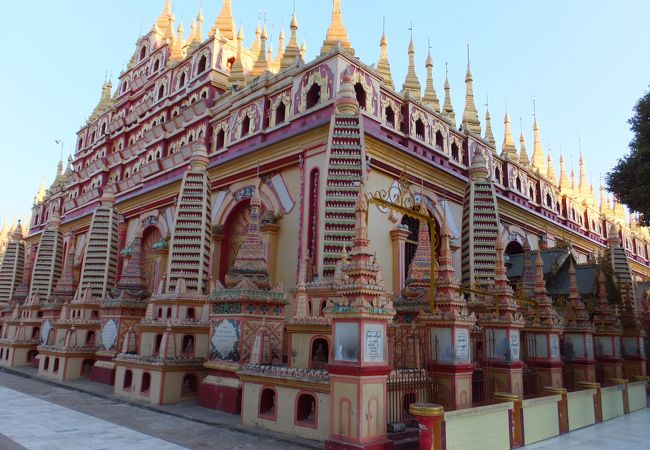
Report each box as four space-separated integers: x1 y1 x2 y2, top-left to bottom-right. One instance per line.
327 366 392 377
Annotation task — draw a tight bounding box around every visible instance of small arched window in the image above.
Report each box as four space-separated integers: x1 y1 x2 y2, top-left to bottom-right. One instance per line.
546 193 552 207
153 59 160 73
86 331 96 346
516 177 522 192
296 394 317 424
435 131 444 150
216 128 225 150
197 55 208 74
241 116 251 137
53 358 60 373
182 335 194 355
354 82 366 109
276 102 286 125
182 374 197 395
306 83 321 109
154 334 163 355
415 119 425 139
44 357 50 371
310 338 329 369
385 106 395 127
139 46 147 61
123 370 133 389
259 388 276 418
141 372 151 392
179 72 186 88
157 85 165 100
495 167 501 182
451 143 459 162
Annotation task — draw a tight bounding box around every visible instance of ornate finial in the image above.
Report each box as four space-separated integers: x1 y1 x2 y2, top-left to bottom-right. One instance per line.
281 9 302 70
210 0 235 40
461 38 481 136
484 96 495 148
501 111 517 159
442 62 455 123
423 39 440 110
519 118 530 166
377 16 394 89
401 24 421 100
320 0 354 56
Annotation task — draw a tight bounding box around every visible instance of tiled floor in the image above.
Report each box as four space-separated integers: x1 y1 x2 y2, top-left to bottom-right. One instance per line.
0 370 315 450
0 385 187 450
525 407 650 449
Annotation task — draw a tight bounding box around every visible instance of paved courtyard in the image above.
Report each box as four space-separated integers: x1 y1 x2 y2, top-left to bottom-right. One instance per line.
0 370 314 450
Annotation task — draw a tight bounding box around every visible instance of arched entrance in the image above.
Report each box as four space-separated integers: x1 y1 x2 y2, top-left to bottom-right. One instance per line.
401 212 441 282
219 200 267 282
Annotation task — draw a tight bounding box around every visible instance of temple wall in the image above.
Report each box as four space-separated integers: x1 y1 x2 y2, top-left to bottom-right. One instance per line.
567 389 596 430
627 380 647 412
522 395 561 445
444 402 511 450
241 382 329 441
601 384 625 420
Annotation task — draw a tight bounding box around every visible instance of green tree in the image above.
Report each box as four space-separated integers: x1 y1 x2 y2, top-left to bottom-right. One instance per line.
607 88 650 226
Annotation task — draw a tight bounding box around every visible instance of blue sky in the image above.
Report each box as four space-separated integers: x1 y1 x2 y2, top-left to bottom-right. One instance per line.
1 0 649 224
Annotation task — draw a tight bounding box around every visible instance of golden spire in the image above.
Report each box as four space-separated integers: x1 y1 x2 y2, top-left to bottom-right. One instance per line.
155 0 174 37
423 42 440 110
600 183 612 214
210 0 235 40
519 129 530 166
401 30 421 100
484 102 496 149
501 112 518 159
559 153 570 189
267 43 274 72
442 63 455 124
195 6 204 45
531 101 546 173
281 13 302 70
170 20 185 60
250 25 269 77
570 167 576 192
376 21 394 90
228 26 247 89
300 40 307 59
274 28 285 70
461 44 481 136
250 21 262 55
320 0 354 56
89 79 113 123
546 152 557 184
578 149 588 195
33 178 46 205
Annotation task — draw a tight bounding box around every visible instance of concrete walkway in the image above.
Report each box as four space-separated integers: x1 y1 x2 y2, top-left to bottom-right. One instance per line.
0 369 316 450
525 407 650 449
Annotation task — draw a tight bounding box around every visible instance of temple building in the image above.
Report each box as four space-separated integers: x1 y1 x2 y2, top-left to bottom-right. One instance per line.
1 1 648 448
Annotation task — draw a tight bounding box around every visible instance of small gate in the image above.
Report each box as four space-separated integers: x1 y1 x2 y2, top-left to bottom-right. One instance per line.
387 368 437 425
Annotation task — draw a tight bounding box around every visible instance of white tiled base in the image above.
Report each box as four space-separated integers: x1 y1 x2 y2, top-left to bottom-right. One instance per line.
0 385 187 450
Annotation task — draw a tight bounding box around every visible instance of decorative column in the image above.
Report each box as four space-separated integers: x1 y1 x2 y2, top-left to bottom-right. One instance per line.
211 230 224 284
593 269 624 381
390 227 410 294
522 250 564 393
479 235 525 397
562 260 597 387
409 403 445 450
325 182 395 450
419 218 476 410
261 222 280 284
